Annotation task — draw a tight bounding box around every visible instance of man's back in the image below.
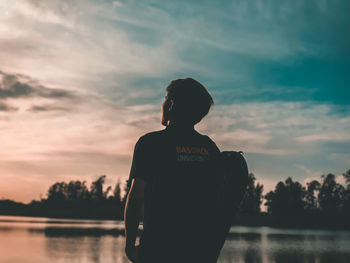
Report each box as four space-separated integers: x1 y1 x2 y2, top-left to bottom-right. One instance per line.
124 77 221 262
129 124 220 262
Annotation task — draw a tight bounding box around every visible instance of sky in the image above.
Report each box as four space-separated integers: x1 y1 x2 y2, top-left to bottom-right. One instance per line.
0 0 349 203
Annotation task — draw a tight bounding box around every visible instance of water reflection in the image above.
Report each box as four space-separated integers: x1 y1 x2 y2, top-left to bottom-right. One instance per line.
1 216 350 263
43 227 124 237
219 231 264 263
218 227 350 263
44 233 127 263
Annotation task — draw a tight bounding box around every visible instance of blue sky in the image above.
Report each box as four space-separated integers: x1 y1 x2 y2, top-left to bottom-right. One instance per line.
0 0 349 202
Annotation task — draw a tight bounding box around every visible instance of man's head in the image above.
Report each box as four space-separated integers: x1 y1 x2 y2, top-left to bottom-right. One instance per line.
161 78 214 126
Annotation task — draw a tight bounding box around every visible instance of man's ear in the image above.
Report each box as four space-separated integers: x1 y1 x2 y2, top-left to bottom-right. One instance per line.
168 99 174 112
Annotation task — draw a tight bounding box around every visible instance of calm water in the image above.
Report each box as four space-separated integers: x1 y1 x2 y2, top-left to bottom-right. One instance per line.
1 215 350 263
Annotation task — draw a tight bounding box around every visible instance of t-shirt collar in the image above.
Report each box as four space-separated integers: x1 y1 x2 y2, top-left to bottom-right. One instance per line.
165 123 195 132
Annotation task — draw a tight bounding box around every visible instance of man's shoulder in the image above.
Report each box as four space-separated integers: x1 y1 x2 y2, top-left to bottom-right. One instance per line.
195 132 220 153
194 130 210 140
137 129 166 145
193 130 216 144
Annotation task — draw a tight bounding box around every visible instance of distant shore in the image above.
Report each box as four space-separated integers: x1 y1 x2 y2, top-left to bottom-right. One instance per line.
2 170 350 231
1 201 349 231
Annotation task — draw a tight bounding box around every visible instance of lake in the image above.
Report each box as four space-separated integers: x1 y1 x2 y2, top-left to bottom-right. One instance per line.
1 215 350 263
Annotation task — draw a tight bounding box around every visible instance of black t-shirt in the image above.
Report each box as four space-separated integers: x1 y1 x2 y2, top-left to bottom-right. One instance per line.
128 124 220 262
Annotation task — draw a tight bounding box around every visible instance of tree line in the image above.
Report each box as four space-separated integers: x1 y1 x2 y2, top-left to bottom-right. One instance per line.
237 169 350 229
1 169 349 229
0 175 127 220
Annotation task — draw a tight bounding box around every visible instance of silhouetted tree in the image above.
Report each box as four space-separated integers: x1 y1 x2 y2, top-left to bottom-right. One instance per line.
121 180 130 218
46 182 68 207
265 182 287 216
4 169 350 226
344 169 350 189
318 174 344 214
90 175 111 202
286 177 306 215
264 177 306 216
113 180 122 204
305 180 321 211
239 173 263 214
343 170 350 217
66 180 90 204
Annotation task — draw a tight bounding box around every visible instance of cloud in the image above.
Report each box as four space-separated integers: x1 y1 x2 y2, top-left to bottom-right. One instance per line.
0 71 76 100
0 71 162 202
0 0 190 97
195 101 350 188
296 133 350 142
1 0 349 108
28 104 71 112
298 165 322 179
0 101 18 111
112 1 123 8
198 101 350 155
0 70 162 167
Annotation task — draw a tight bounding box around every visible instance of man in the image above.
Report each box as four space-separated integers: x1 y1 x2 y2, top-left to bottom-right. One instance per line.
124 78 221 263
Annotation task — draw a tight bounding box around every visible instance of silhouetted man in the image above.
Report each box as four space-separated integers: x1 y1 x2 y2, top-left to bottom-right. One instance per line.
124 78 221 263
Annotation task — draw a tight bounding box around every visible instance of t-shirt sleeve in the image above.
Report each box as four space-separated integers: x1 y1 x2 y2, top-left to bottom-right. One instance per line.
128 136 153 185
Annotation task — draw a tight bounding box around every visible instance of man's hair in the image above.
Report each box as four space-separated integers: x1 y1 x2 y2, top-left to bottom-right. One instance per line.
166 78 214 125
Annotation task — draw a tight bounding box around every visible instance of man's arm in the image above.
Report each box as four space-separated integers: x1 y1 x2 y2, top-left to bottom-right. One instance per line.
124 178 146 260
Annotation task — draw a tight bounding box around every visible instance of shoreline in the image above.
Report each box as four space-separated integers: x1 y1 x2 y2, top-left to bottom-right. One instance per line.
1 213 350 232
